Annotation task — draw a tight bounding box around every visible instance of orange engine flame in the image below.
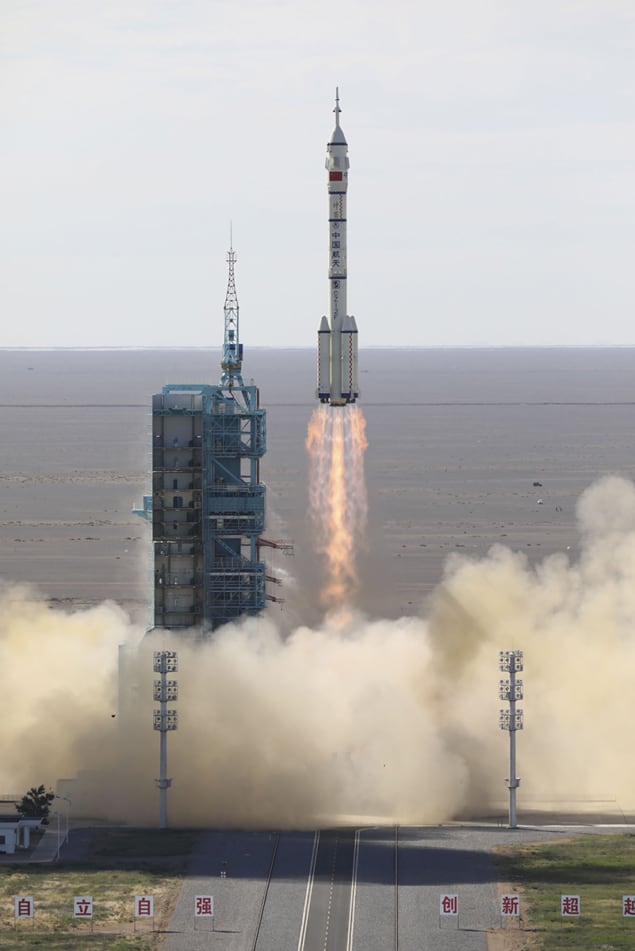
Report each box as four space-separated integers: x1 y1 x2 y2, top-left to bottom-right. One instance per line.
306 404 368 613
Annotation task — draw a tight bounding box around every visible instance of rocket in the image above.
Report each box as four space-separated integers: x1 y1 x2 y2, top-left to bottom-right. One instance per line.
317 89 360 406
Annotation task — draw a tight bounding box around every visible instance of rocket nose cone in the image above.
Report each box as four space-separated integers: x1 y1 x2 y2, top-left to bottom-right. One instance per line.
329 126 347 146
331 87 347 144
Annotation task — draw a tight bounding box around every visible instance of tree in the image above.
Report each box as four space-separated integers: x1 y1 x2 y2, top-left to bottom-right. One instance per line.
15 785 55 823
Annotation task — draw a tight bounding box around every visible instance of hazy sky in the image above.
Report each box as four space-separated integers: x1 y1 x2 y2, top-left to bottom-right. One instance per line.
3 1 635 348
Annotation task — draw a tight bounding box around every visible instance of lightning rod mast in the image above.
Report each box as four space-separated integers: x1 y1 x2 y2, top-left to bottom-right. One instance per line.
220 228 244 389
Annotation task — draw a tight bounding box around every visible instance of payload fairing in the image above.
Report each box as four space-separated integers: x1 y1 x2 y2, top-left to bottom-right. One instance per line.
317 90 360 406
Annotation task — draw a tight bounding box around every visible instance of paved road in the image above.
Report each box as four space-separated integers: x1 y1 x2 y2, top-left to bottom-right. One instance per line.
159 822 575 950
298 830 356 951
8 817 634 948
161 830 280 951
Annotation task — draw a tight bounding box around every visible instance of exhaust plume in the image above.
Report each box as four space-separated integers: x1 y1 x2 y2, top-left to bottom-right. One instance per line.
306 404 368 612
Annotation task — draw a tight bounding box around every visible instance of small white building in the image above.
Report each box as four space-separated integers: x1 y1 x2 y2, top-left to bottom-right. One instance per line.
0 816 43 854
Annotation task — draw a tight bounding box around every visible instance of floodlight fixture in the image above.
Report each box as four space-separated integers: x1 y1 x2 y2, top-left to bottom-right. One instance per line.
499 679 524 702
499 649 523 673
153 680 178 702
153 650 178 673
153 710 178 731
499 709 524 731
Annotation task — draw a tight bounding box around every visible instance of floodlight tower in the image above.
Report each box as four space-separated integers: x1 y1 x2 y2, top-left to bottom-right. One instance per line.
153 650 178 829
499 650 524 829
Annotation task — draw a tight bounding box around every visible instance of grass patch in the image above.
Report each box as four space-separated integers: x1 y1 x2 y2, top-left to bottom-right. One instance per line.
494 833 635 950
0 937 156 949
0 829 196 950
91 828 196 863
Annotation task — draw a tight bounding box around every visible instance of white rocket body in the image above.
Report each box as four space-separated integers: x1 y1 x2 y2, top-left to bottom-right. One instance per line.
317 92 359 406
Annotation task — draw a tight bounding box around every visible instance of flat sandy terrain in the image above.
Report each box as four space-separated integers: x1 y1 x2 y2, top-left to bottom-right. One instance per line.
0 347 633 623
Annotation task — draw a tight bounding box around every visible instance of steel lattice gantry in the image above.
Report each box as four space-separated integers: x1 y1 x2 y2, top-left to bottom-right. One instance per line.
150 381 266 633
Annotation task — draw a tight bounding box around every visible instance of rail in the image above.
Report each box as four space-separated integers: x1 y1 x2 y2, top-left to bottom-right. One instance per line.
251 833 280 950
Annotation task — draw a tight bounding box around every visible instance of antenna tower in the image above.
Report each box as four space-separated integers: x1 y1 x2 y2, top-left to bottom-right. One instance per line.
220 230 244 388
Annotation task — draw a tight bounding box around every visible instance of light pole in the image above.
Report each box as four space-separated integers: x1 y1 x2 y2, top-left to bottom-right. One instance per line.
499 650 524 829
53 810 61 861
54 795 71 845
153 650 178 830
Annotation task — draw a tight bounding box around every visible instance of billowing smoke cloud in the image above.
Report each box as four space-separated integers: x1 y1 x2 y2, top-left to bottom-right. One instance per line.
0 586 137 799
2 475 635 826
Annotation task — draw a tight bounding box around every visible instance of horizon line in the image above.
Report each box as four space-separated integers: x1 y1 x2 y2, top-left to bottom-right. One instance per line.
2 344 635 353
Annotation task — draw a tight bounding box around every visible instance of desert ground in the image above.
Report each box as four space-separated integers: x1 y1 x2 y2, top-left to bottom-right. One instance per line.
0 347 633 624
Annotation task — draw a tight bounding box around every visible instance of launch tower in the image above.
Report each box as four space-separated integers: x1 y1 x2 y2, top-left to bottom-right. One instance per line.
147 243 267 633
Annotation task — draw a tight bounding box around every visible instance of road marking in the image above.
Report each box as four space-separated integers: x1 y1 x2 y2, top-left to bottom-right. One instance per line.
346 830 360 951
323 836 339 951
297 831 319 951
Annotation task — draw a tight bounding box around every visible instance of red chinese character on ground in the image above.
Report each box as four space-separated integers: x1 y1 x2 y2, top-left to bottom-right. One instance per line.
74 896 93 918
135 896 154 917
195 895 213 917
501 894 520 916
15 896 33 918
623 896 635 917
440 894 458 915
561 895 580 916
